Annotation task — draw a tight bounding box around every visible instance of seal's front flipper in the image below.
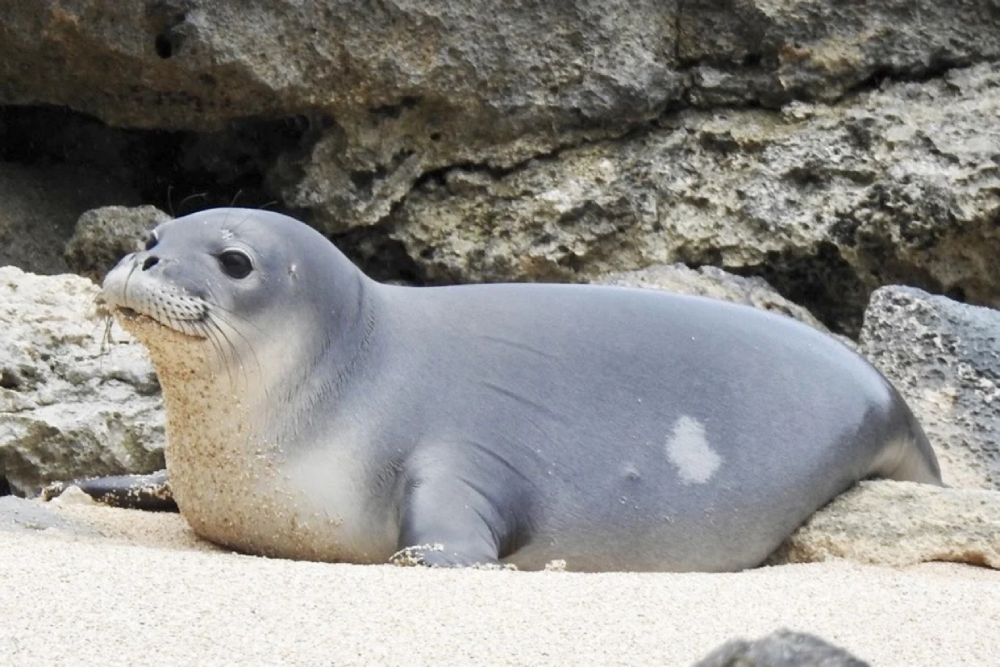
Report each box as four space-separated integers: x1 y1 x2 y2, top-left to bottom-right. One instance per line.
391 543 492 568
394 475 508 568
42 469 177 512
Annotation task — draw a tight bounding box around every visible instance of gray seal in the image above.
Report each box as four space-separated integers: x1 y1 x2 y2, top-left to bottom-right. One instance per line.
95 207 941 572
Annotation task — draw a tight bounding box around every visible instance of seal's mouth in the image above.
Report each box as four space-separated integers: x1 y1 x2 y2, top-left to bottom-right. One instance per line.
116 306 142 319
95 297 152 324
104 302 209 340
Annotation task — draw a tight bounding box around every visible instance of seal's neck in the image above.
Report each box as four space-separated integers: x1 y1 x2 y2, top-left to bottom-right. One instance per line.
266 269 381 436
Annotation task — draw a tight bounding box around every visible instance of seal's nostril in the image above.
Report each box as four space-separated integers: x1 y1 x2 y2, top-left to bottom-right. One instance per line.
142 256 159 271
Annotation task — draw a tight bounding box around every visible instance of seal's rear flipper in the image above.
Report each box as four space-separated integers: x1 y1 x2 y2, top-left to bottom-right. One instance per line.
42 469 177 512
880 426 945 487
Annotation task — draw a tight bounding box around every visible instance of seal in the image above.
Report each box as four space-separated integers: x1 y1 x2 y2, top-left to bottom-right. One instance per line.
92 207 942 572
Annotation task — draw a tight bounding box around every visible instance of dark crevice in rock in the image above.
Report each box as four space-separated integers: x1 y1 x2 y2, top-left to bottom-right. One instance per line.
334 226 425 285
730 243 872 337
0 104 434 283
349 168 388 199
0 104 327 218
0 366 22 390
154 32 174 58
0 104 423 284
153 19 186 59
0 476 10 497
412 161 534 193
147 2 193 60
409 132 632 194
673 0 685 63
347 149 416 200
676 56 775 76
368 96 422 121
838 58 980 101
945 284 967 302
153 21 188 59
676 57 979 113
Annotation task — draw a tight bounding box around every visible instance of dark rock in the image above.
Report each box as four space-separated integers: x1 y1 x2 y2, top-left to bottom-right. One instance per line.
65 206 171 282
691 629 870 667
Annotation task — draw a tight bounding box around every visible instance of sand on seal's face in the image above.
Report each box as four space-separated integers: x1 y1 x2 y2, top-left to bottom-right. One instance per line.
2 500 998 667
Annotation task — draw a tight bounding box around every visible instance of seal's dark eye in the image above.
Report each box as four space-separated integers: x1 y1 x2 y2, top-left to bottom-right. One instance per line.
218 250 254 279
145 232 158 250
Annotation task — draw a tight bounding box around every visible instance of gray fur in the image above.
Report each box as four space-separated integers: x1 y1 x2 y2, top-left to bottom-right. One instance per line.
99 208 942 572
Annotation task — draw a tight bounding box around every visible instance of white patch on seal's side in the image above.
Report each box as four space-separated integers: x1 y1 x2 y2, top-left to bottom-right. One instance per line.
665 416 722 484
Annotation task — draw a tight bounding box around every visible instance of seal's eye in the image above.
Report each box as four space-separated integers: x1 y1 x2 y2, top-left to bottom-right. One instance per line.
218 250 254 279
144 232 158 251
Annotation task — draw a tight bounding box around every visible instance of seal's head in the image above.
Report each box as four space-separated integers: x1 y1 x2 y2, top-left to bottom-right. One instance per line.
100 207 370 386
100 208 381 557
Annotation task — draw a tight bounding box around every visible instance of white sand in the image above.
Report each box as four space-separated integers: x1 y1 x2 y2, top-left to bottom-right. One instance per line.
1 501 998 666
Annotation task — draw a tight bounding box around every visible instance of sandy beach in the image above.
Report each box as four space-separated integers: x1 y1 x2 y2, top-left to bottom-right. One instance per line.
1 499 997 666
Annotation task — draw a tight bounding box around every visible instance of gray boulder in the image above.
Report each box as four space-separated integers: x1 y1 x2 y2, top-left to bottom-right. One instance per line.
860 286 1000 491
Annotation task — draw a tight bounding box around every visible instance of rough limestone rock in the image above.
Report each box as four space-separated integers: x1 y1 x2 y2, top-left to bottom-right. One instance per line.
595 264 831 333
393 63 1000 334
691 629 870 667
0 162 138 275
2 1 999 237
65 205 172 282
860 286 1000 491
0 267 164 496
774 480 1000 570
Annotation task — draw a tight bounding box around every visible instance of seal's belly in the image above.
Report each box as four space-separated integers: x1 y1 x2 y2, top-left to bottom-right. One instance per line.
171 469 394 563
166 436 397 564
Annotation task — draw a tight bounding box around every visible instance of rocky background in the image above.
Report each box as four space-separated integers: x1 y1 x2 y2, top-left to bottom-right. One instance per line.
1 1 1000 507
